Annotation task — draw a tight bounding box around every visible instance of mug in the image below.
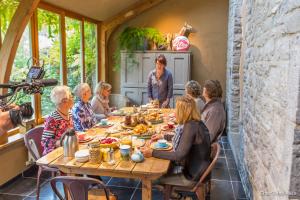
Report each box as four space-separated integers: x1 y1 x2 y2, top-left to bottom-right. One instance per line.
100 119 108 125
156 139 168 148
120 145 131 161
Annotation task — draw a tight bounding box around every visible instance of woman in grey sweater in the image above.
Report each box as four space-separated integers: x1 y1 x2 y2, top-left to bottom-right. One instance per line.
91 81 112 121
185 80 205 114
141 96 211 187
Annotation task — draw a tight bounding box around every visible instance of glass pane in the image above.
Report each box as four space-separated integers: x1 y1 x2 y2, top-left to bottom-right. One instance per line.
38 9 61 116
66 17 81 90
0 0 19 43
84 22 97 92
10 25 32 104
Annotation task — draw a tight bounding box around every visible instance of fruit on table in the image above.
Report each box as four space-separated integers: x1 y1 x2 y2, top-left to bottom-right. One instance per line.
100 138 117 144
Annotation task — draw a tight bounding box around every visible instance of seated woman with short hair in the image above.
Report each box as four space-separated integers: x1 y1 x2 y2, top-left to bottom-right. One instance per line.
41 86 74 155
141 96 211 187
185 80 205 114
72 83 97 131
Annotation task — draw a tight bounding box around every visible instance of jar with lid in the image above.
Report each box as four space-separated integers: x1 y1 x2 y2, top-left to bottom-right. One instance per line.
88 141 101 164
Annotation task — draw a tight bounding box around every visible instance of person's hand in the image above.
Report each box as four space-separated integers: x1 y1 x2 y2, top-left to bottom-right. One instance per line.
161 99 170 108
151 133 163 142
140 147 153 158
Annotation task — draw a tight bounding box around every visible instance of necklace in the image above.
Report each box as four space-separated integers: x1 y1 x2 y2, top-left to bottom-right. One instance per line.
56 108 69 119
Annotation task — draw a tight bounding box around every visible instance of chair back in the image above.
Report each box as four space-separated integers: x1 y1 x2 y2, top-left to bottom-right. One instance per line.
24 126 44 160
192 142 220 192
109 94 131 108
50 176 110 200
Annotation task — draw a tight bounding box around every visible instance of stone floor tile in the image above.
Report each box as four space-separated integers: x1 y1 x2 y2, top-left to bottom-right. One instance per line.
229 169 241 181
212 167 231 181
108 178 139 188
227 158 238 170
0 177 40 196
232 181 247 199
225 149 234 159
108 186 134 200
215 158 227 169
131 188 163 200
209 180 235 200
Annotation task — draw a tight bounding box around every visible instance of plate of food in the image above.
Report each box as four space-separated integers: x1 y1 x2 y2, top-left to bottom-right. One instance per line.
96 121 114 128
78 136 94 143
161 122 175 131
145 112 164 124
99 137 119 148
111 110 126 116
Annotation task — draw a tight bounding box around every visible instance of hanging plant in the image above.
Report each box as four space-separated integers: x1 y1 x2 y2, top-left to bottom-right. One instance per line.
113 27 167 70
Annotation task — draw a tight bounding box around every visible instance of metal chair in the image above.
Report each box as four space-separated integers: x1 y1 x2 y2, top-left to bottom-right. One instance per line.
24 126 61 199
163 143 221 200
50 176 117 200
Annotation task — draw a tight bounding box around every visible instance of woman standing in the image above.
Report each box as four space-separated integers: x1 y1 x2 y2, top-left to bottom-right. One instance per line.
72 83 97 131
141 96 211 186
41 86 74 155
147 54 173 108
91 81 112 121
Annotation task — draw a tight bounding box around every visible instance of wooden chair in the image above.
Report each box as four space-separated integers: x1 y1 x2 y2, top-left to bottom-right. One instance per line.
50 176 117 200
163 143 220 200
24 126 61 199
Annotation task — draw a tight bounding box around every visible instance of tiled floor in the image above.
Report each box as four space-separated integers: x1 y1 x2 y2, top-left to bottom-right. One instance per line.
0 136 248 200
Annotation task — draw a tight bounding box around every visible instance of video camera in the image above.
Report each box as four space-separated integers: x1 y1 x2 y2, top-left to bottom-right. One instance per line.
0 58 58 127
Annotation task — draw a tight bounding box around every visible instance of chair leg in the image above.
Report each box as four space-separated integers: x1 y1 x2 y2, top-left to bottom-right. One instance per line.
195 186 205 200
36 166 43 200
206 180 211 195
164 185 172 200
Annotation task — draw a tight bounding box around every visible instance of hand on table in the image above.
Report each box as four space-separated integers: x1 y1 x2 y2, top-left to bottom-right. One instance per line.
161 99 170 108
140 147 153 158
151 133 163 142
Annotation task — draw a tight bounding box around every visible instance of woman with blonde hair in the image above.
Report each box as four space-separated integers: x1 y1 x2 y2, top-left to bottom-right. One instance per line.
141 96 211 187
72 83 96 131
91 81 112 120
41 86 74 155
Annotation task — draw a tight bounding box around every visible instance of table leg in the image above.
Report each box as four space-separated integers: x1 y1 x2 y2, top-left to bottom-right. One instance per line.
142 178 152 200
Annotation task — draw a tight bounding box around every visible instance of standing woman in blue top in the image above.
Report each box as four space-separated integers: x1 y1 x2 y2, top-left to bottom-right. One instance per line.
147 54 173 108
72 83 97 131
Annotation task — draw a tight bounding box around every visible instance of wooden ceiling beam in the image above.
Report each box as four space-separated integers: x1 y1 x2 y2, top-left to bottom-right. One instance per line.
0 0 41 85
38 2 100 24
99 0 165 81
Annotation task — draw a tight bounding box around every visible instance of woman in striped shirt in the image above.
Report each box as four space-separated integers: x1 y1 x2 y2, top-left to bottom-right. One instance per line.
41 86 74 155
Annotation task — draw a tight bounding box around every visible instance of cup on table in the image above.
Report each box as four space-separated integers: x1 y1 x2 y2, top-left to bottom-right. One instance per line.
156 139 168 148
100 119 108 126
120 145 131 161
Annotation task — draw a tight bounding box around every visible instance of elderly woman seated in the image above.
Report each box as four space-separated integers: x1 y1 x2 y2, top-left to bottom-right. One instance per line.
141 96 211 187
72 83 97 131
91 81 112 121
41 86 74 155
185 80 205 114
202 80 226 142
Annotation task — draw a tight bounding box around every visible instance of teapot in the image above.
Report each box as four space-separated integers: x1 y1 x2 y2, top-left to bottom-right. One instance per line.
131 149 144 163
60 128 79 157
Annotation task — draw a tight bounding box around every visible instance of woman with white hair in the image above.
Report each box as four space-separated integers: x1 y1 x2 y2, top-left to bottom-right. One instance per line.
72 83 97 131
41 85 74 155
91 81 112 121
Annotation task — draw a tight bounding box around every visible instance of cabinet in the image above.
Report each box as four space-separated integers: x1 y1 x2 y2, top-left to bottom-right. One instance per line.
121 51 191 107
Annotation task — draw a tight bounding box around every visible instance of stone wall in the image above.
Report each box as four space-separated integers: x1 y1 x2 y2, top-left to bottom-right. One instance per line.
227 0 300 199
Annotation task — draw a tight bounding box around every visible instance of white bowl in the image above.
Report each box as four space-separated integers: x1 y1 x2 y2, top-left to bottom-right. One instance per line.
75 149 89 158
76 156 89 163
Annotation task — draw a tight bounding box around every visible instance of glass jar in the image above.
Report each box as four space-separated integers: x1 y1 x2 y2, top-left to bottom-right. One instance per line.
88 141 101 164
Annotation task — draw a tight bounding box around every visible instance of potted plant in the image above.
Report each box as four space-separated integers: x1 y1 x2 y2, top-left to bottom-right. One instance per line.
113 27 166 70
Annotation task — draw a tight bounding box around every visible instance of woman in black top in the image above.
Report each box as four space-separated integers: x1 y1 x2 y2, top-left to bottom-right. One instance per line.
141 96 211 187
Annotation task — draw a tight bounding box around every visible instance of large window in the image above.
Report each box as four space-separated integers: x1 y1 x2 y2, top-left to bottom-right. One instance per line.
9 25 32 104
84 22 97 92
0 0 19 43
66 17 81 90
38 9 61 116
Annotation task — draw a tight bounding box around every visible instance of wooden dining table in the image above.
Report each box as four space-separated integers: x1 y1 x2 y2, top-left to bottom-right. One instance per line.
36 108 174 200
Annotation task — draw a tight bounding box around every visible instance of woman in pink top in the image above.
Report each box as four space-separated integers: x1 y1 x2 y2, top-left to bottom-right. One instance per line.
41 86 74 155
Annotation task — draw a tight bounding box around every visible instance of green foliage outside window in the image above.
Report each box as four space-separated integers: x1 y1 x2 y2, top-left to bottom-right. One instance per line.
0 0 18 42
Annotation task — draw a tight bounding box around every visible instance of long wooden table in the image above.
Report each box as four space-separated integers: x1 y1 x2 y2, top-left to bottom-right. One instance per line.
36 108 173 200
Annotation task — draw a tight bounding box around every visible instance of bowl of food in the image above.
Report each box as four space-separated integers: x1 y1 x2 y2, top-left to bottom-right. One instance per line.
99 137 119 148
